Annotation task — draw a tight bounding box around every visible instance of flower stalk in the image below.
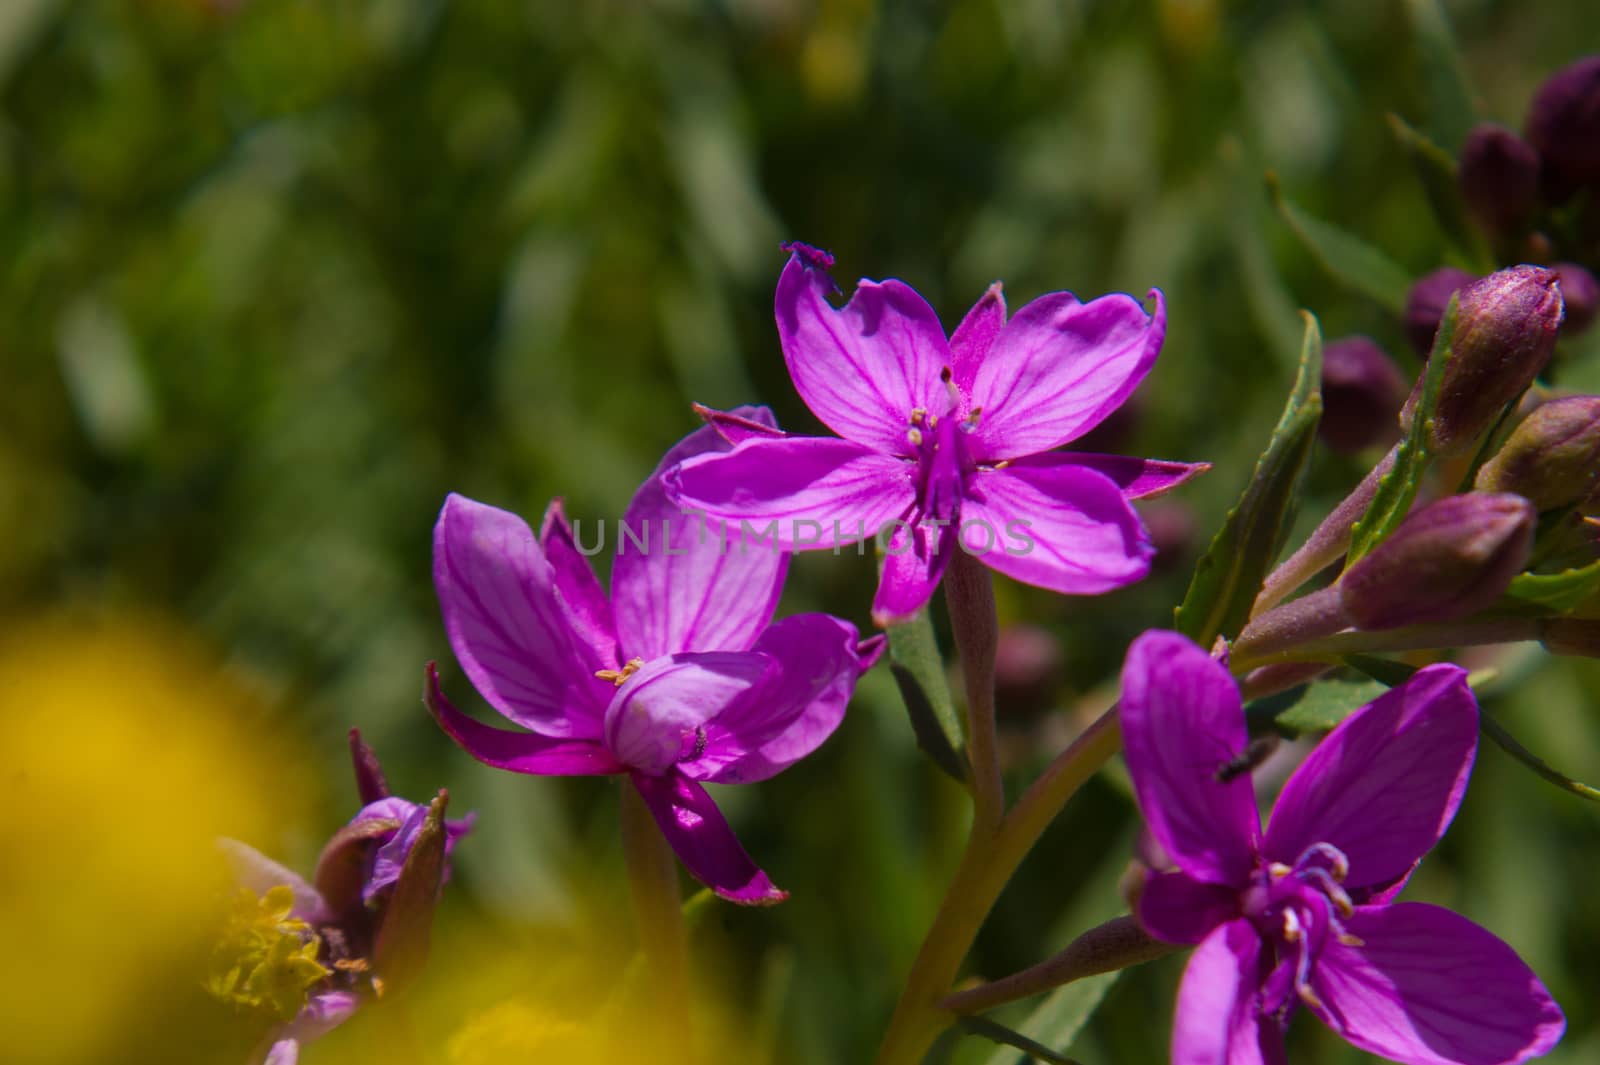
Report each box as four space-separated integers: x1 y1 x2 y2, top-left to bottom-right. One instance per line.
620 780 693 1054
939 916 1177 1015
945 549 1004 830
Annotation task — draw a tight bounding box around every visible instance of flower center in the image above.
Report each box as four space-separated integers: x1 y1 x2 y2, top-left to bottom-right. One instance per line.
595 657 645 687
902 367 976 529
206 885 332 1022
1243 843 1362 1019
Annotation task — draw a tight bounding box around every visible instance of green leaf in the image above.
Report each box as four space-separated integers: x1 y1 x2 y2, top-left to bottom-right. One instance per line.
887 610 968 783
962 1014 1086 1065
1402 0 1478 153
1266 174 1412 314
1503 559 1600 614
1245 675 1389 736
1347 294 1458 563
1480 713 1600 803
1175 312 1323 647
1387 113 1492 269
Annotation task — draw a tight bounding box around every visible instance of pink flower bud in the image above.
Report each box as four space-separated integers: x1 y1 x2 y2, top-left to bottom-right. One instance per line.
1475 396 1600 510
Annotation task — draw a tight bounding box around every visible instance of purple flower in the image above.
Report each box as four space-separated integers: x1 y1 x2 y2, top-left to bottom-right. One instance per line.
217 731 472 1065
664 243 1204 625
1121 631 1563 1065
427 411 883 905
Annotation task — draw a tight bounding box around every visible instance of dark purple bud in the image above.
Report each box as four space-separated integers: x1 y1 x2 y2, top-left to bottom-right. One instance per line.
1475 396 1600 510
1404 267 1477 357
349 727 391 804
1525 55 1600 203
1143 500 1196 572
1553 262 1599 335
1457 124 1542 240
372 790 451 996
993 624 1062 718
1403 266 1565 457
1340 492 1535 629
1318 336 1409 453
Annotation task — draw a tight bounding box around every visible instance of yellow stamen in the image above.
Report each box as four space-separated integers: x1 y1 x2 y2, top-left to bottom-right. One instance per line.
907 427 924 448
1338 932 1365 947
910 407 927 426
1297 984 1324 1009
595 657 646 687
1268 862 1293 878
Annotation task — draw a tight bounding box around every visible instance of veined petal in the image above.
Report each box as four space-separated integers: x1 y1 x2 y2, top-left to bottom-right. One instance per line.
1120 631 1262 885
279 990 361 1054
967 288 1165 460
603 653 770 775
1050 452 1211 500
425 664 624 776
949 282 1007 388
960 458 1153 596
682 614 875 784
1138 870 1242 945
1265 664 1476 894
1310 903 1564 1065
614 411 788 658
434 493 604 738
539 499 620 671
629 771 787 905
1172 919 1278 1065
872 517 959 626
665 436 915 550
776 244 951 452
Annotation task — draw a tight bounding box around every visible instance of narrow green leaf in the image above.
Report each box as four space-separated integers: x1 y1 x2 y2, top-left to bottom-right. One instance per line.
1347 294 1458 563
1245 675 1389 736
1222 139 1305 369
1175 313 1323 646
887 610 968 783
1266 174 1412 314
961 1014 1086 1065
1402 0 1478 153
1387 113 1493 269
1503 559 1600 614
1480 713 1600 803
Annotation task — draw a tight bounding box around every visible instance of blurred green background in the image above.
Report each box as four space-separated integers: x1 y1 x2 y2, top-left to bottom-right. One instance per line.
2 0 1597 1062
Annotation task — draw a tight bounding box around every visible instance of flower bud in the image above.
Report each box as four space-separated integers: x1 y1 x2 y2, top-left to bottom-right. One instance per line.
994 624 1063 717
1554 262 1599 335
1318 336 1408 453
1525 55 1600 203
1404 267 1477 357
1457 124 1541 240
1475 396 1600 510
1402 266 1565 457
1340 492 1535 629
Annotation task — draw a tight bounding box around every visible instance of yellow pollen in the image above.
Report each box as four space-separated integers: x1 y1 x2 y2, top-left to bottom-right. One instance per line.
1282 913 1301 943
910 407 926 426
1297 984 1324 1009
1338 932 1365 947
595 657 646 687
993 460 1010 470
965 407 982 427
907 427 924 447
1268 862 1293 879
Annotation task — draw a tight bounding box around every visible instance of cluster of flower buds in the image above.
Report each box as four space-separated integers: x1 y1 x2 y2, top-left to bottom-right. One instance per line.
209 730 473 1064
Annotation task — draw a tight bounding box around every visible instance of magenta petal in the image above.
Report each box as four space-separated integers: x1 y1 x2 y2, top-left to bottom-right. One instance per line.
603 653 770 774
967 288 1165 460
1138 870 1242 945
960 459 1153 596
681 613 873 784
1120 631 1262 885
665 436 915 550
629 771 788 905
1264 664 1477 893
775 248 951 452
425 664 624 776
1311 903 1564 1065
872 516 959 626
539 499 620 670
1172 919 1277 1065
949 282 1007 388
614 414 788 658
1053 452 1212 501
434 493 604 737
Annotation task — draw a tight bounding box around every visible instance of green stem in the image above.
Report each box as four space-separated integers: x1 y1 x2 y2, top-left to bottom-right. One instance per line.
945 550 1004 830
620 780 692 1056
872 705 1123 1065
1230 616 1544 673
